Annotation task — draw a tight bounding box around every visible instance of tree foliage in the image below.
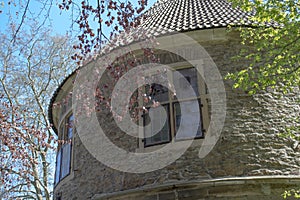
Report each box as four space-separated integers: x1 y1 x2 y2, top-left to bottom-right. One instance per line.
59 0 148 62
227 0 300 94
0 0 150 198
227 1 300 198
0 95 54 199
0 9 77 200
283 189 300 199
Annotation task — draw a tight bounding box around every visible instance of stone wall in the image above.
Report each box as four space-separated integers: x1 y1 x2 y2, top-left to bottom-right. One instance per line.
93 177 300 200
53 29 300 199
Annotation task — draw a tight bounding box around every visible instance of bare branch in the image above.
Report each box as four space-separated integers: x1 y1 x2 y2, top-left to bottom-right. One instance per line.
11 0 31 44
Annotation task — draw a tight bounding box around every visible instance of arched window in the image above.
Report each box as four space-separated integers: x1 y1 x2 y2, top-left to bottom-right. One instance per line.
54 114 74 184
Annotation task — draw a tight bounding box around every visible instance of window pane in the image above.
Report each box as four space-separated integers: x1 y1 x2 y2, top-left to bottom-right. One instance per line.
174 100 203 140
60 143 71 179
67 114 74 139
54 148 62 184
144 104 170 146
146 83 169 103
144 71 169 104
173 68 199 98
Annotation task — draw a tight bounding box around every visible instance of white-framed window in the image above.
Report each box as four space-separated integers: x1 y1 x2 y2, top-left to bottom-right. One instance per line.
54 114 74 185
139 66 209 147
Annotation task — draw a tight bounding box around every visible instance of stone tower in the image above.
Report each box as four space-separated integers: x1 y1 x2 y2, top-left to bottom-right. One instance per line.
49 0 300 199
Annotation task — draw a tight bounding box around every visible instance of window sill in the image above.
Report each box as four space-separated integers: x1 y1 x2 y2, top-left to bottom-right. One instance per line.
54 171 74 190
136 137 204 153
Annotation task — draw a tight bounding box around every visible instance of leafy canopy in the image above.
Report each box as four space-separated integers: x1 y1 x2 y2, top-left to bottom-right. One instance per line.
227 1 300 197
227 0 300 94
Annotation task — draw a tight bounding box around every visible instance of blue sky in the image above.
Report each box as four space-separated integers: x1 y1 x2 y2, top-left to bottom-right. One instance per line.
0 0 70 34
0 0 155 36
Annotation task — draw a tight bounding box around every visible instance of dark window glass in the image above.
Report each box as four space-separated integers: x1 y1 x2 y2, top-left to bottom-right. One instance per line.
174 100 203 140
144 104 171 146
173 68 199 98
141 67 205 147
54 149 62 184
146 83 169 103
60 143 71 179
55 114 73 184
67 114 74 139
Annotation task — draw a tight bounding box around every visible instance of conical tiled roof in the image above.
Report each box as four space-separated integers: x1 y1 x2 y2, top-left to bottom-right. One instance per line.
48 0 267 131
140 0 256 36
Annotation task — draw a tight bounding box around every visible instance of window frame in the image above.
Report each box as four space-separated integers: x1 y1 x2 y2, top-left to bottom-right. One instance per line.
54 112 74 186
137 64 210 149
172 98 205 141
142 103 172 147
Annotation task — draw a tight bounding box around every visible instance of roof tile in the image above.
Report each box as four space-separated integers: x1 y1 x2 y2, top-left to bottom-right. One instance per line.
140 0 255 34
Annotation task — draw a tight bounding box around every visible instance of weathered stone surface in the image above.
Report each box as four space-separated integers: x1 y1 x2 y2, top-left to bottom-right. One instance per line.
90 177 300 200
53 29 300 199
